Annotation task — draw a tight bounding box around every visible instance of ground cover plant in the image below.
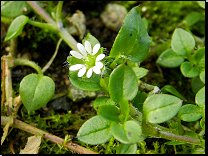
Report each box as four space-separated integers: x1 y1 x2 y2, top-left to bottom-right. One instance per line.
1 1 205 154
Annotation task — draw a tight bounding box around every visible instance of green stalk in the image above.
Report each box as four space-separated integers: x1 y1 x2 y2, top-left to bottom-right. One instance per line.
13 58 43 76
27 1 78 51
27 20 58 32
56 1 64 27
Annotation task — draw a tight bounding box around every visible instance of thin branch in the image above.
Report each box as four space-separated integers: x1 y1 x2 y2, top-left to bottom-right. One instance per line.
27 1 56 25
1 116 98 154
42 38 63 73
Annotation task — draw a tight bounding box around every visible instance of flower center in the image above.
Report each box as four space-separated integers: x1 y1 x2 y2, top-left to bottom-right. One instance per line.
84 55 96 68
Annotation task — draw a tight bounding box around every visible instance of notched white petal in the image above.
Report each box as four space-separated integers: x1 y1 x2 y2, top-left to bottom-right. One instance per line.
69 64 84 71
92 44 100 55
96 54 105 61
87 67 93 78
77 43 87 57
78 66 87 77
70 50 84 59
85 41 92 54
93 66 101 74
95 62 103 69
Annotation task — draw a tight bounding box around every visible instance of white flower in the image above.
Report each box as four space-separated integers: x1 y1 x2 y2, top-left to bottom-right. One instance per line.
69 41 105 78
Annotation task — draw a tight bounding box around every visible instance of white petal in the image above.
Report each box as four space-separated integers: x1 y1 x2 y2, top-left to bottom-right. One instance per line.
70 50 84 59
86 68 93 78
85 41 92 55
77 43 87 58
78 66 87 77
92 44 100 55
93 66 101 74
95 62 103 69
96 54 105 61
69 64 84 71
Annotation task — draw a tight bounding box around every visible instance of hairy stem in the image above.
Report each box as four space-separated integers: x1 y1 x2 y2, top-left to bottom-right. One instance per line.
1 116 98 154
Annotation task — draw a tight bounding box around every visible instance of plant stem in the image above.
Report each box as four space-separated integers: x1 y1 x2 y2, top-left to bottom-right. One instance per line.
142 120 201 145
1 116 98 154
27 1 78 51
13 58 43 76
42 38 62 73
27 1 56 25
56 1 64 28
27 20 58 32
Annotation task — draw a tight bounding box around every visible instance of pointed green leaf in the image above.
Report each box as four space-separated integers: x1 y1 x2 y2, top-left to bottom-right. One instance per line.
191 76 204 94
77 116 112 145
131 91 147 111
132 67 149 79
157 49 184 68
4 15 29 42
180 61 200 78
143 94 182 124
194 47 205 68
171 28 195 56
109 64 138 103
184 12 202 26
93 96 109 111
161 85 187 101
98 104 120 123
82 33 100 47
19 74 55 113
110 6 150 62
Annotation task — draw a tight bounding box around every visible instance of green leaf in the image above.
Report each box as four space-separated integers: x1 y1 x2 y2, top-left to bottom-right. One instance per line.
178 104 202 122
82 33 100 47
110 6 150 62
4 15 29 42
19 74 55 113
161 85 187 101
98 104 120 123
132 67 149 79
119 100 130 122
194 47 205 68
180 61 200 78
111 120 142 144
199 70 205 84
191 76 204 94
109 64 138 103
77 116 112 145
195 86 205 106
184 12 202 26
69 70 101 91
131 91 147 111
171 28 195 56
93 96 109 111
1 1 32 18
197 1 205 9
100 76 109 95
116 143 137 154
143 94 182 124
124 120 142 143
157 49 185 68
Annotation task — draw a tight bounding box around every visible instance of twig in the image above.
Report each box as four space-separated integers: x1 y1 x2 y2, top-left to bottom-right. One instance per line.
42 38 62 73
1 116 98 154
27 1 56 25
